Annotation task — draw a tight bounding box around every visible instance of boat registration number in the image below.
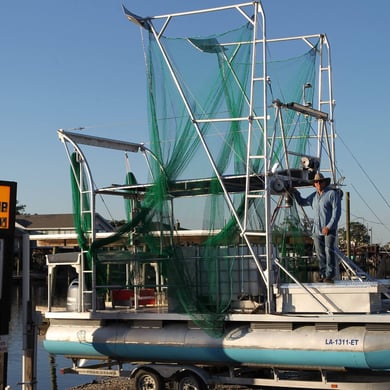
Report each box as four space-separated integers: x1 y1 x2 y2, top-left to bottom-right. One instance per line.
325 338 360 346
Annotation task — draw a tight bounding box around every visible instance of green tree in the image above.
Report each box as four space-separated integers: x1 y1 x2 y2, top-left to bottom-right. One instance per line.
338 221 370 250
16 201 26 215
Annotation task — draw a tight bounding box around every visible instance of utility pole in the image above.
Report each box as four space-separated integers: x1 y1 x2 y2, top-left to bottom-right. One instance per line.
22 231 36 390
345 192 351 258
0 181 17 390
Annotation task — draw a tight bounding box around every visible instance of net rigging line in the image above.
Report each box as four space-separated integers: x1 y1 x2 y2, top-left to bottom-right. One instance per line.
337 133 390 234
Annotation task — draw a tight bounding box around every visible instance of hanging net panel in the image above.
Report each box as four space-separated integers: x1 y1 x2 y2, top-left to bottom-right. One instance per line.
70 17 319 336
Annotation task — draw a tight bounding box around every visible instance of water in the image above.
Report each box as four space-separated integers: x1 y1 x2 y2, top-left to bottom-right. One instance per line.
6 283 97 390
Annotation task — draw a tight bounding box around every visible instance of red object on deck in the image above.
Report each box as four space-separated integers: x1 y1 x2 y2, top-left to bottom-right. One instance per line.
111 288 155 307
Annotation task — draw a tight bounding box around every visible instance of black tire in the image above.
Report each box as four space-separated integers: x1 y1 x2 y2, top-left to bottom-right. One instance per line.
175 372 205 390
133 368 164 390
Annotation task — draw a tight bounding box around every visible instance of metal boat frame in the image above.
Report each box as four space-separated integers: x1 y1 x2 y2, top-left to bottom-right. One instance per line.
54 1 338 314
44 2 390 388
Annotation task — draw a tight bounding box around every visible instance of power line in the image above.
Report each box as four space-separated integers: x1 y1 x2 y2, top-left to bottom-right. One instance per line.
337 133 390 235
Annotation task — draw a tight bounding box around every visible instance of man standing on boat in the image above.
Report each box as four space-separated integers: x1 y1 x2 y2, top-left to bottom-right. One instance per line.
292 172 342 283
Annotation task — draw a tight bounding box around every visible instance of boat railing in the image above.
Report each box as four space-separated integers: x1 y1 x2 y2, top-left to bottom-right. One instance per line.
46 252 81 312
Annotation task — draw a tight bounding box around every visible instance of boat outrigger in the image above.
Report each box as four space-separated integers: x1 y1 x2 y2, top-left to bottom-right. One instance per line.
43 2 390 389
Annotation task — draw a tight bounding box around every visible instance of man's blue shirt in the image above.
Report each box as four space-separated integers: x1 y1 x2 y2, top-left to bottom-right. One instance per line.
294 187 341 236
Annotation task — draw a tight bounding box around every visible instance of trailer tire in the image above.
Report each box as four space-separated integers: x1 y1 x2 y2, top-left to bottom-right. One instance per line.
175 371 205 390
133 368 164 390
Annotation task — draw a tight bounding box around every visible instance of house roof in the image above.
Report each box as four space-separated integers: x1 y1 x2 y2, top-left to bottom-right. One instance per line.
16 213 114 233
16 214 75 229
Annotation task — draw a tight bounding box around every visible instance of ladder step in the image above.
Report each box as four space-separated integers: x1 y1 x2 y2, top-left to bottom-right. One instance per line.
249 154 265 159
247 194 265 199
252 115 265 121
244 231 266 237
256 253 267 258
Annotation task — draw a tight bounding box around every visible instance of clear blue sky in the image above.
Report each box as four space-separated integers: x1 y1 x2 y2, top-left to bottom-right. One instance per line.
1 1 389 243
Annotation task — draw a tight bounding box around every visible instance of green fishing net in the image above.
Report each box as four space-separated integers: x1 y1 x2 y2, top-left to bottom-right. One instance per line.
71 18 318 336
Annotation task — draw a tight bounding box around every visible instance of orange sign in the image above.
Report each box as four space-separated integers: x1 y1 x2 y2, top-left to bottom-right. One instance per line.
0 185 10 229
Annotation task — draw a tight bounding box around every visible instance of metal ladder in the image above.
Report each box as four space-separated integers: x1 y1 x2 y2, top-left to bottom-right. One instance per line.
79 178 95 312
58 130 96 312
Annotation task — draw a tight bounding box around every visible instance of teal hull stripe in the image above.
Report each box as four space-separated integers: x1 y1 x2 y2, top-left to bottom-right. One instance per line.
43 340 105 357
43 340 390 369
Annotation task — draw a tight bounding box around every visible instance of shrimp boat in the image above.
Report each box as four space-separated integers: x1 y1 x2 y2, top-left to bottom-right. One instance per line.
43 2 390 389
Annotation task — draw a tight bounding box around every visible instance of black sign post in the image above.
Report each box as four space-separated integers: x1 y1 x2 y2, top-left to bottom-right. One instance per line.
0 181 17 390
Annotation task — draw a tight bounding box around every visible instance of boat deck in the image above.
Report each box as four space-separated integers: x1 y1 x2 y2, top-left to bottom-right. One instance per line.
44 280 390 324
